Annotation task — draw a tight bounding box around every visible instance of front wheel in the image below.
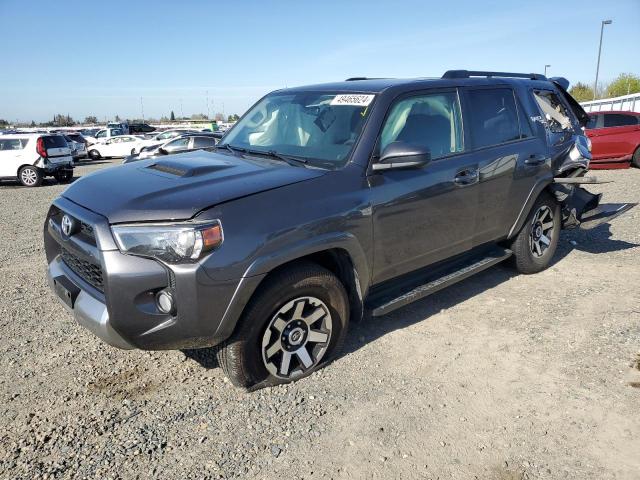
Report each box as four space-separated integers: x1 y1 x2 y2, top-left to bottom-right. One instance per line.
18 166 42 187
217 262 349 389
88 149 101 160
510 192 561 274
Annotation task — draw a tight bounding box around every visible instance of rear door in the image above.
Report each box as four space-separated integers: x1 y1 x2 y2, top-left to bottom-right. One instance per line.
593 113 640 159
460 87 549 244
0 137 27 176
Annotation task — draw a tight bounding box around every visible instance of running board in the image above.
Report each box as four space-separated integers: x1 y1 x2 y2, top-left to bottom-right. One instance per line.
368 246 513 317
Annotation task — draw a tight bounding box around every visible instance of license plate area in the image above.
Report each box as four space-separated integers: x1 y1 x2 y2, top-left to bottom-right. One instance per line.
53 275 80 308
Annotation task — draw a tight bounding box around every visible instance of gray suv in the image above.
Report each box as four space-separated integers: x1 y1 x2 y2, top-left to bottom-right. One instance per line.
44 71 634 389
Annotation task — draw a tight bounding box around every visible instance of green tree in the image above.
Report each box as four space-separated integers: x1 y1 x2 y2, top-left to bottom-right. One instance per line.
606 73 640 98
170 110 176 121
190 113 208 120
227 114 239 122
0 119 9 127
568 82 595 102
84 116 98 124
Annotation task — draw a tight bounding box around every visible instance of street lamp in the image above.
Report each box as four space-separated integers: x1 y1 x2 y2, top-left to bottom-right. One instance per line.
544 65 551 76
593 19 612 100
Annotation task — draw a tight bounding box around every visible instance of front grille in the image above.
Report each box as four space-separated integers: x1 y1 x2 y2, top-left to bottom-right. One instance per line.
61 247 104 292
80 222 95 241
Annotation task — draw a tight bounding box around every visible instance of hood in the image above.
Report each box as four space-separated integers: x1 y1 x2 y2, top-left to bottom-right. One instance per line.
62 150 327 223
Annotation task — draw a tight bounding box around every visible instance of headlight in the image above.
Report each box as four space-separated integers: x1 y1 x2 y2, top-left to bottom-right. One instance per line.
111 221 223 263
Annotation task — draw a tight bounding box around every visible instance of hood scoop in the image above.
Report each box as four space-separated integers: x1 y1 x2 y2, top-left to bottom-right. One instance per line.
146 159 232 178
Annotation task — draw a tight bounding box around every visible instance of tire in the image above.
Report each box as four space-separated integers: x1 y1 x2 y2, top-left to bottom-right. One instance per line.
510 192 561 274
217 262 349 389
54 170 73 184
18 166 42 187
632 147 640 168
131 148 136 155
88 149 101 160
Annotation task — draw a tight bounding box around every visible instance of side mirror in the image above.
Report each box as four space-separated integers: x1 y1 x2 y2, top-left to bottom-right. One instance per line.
372 142 431 171
158 148 168 155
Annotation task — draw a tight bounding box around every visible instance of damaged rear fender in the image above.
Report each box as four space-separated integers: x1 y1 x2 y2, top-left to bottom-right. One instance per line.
548 181 636 230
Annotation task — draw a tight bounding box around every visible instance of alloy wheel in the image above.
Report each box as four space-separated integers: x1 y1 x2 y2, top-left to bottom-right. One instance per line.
261 296 332 380
529 205 554 257
20 168 38 186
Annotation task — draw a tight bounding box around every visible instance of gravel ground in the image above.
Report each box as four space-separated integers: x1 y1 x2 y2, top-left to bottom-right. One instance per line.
1 159 639 480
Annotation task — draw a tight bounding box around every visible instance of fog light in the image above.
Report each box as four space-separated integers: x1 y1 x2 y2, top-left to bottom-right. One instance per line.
156 290 175 314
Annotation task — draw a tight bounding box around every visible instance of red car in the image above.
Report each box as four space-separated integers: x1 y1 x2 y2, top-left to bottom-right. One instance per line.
585 111 640 169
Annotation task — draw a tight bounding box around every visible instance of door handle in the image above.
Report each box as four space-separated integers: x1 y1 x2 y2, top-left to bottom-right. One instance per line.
454 168 479 186
525 154 547 166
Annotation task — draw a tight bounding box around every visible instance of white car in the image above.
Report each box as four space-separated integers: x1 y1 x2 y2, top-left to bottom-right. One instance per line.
84 127 124 145
0 134 74 187
87 135 141 159
131 129 196 154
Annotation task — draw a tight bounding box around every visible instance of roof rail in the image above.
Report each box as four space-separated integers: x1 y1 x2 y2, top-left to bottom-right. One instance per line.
345 77 370 81
442 70 547 81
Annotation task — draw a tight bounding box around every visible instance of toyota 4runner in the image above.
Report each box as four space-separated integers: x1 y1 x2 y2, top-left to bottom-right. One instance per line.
44 71 635 389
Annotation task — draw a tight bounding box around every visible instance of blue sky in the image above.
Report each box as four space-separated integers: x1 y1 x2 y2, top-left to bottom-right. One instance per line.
0 0 637 123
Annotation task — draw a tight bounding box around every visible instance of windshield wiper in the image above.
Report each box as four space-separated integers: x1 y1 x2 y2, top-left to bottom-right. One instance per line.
263 150 308 166
217 143 246 154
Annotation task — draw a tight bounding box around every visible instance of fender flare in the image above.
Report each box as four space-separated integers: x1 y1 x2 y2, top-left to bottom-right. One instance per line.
214 232 370 342
507 176 554 239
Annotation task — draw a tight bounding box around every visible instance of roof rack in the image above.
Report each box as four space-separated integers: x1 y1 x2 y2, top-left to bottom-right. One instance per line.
442 70 547 81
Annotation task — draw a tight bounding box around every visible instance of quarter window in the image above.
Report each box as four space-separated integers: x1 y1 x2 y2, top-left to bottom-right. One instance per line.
465 88 522 148
603 114 638 128
0 138 25 151
533 90 573 133
380 91 463 159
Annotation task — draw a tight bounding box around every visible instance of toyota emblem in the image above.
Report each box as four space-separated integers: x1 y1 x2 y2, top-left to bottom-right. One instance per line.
61 215 74 236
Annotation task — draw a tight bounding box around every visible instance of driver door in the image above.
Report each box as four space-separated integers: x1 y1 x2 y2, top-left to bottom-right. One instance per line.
369 89 481 284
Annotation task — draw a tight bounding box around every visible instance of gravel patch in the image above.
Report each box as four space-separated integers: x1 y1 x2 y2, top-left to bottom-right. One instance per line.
1 160 639 479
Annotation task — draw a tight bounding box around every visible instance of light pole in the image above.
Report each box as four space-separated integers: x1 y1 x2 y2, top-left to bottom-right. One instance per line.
544 65 551 76
593 19 612 100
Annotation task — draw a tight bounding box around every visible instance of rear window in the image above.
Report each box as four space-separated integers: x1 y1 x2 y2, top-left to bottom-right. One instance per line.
464 88 522 149
0 138 27 151
42 135 68 148
603 114 639 128
67 134 84 142
193 136 216 148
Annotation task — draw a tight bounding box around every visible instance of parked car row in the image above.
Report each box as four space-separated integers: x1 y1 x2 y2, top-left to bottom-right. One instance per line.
585 110 640 169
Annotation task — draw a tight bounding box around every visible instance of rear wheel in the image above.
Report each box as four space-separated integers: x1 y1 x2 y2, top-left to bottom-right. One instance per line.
88 149 101 160
510 192 561 274
632 146 640 168
217 262 349 389
18 166 42 187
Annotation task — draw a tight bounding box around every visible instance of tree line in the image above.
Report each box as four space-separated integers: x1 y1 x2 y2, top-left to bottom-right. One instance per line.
568 73 640 102
3 112 241 128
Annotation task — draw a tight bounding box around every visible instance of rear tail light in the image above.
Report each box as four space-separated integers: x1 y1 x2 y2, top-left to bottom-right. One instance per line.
36 137 47 158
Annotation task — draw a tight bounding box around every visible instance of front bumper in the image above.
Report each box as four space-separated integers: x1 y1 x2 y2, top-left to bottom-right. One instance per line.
47 256 133 349
44 197 252 351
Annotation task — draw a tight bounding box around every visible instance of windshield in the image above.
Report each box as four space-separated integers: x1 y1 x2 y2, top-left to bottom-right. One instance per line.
221 91 374 168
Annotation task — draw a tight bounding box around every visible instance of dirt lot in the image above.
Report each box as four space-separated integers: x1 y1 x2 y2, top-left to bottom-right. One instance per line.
0 159 639 480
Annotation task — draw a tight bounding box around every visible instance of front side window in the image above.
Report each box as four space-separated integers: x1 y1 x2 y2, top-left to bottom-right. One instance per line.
222 91 373 167
533 90 573 133
465 88 522 148
380 91 463 159
603 113 638 128
96 130 106 138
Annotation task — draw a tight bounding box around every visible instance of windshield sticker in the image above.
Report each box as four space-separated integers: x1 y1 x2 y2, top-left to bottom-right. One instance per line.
330 94 375 107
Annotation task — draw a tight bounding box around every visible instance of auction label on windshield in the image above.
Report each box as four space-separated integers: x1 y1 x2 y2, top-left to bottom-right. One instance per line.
331 94 375 106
